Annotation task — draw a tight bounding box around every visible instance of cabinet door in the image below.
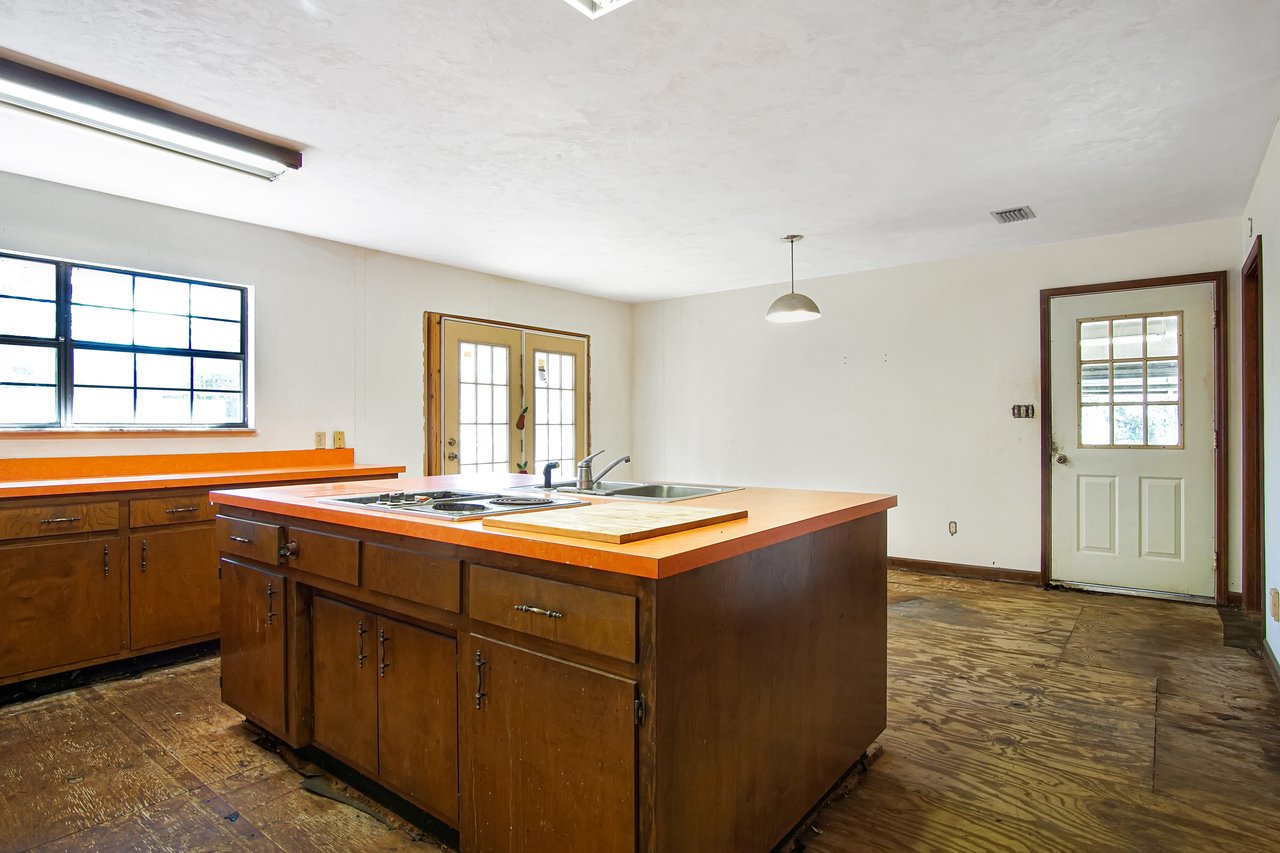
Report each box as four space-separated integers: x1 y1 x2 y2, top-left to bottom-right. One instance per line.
130 527 217 650
377 616 458 823
461 635 636 853
311 596 378 772
0 537 125 679
219 559 287 734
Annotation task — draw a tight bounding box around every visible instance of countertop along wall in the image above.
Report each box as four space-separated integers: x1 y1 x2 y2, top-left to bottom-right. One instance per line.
0 171 633 477
1241 117 1280 656
632 217 1245 589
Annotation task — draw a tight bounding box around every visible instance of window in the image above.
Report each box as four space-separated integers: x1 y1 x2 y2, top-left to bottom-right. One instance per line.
1078 312 1181 448
430 317 588 476
0 252 249 429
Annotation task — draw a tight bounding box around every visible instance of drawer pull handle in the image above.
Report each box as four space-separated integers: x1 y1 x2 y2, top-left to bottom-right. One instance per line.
357 620 368 668
379 628 390 678
229 535 251 543
474 650 487 709
164 506 199 514
40 516 82 525
513 604 564 619
265 580 277 626
140 539 148 572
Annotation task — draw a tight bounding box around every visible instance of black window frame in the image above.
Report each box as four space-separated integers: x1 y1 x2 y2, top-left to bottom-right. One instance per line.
0 250 250 430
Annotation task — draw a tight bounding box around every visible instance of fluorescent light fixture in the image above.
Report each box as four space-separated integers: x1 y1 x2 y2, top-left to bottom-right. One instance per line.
0 57 302 180
561 0 639 20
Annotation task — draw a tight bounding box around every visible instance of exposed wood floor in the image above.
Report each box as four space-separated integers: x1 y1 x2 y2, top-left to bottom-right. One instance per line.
1 571 1278 852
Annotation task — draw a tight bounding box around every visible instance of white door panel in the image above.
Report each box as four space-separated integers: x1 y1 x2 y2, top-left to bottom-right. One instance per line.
1049 282 1214 598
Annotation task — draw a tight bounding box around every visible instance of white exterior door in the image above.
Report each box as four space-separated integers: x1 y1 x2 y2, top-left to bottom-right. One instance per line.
1049 282 1216 598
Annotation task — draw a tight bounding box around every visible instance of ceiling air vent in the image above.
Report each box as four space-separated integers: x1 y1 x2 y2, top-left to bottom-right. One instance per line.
561 0 638 18
990 206 1036 224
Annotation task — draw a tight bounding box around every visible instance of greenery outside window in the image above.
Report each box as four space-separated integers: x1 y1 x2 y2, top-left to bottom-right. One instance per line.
0 251 250 429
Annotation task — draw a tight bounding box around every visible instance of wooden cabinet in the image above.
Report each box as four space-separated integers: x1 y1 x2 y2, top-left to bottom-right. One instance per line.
129 527 218 650
0 537 126 679
311 595 459 823
219 559 287 735
461 634 636 853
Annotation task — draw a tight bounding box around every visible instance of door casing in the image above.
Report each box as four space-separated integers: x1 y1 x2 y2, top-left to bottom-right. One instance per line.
1039 271 1229 604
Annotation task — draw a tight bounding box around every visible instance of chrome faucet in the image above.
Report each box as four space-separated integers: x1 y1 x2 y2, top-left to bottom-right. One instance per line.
576 450 630 491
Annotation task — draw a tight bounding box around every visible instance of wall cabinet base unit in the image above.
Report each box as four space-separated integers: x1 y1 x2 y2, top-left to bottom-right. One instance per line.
216 489 891 853
0 462 397 688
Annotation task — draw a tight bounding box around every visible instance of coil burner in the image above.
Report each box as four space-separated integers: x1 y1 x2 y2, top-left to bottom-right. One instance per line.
487 497 556 507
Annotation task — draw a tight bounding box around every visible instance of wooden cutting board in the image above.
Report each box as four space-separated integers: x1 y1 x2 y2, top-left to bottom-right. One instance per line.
481 502 748 544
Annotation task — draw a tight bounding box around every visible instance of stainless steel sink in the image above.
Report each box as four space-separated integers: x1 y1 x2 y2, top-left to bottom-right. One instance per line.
605 484 737 501
513 481 741 502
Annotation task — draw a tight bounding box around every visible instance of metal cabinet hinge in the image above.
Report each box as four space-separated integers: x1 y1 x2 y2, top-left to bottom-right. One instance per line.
634 694 647 727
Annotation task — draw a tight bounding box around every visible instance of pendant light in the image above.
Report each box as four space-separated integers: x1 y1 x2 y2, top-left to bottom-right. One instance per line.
765 235 821 323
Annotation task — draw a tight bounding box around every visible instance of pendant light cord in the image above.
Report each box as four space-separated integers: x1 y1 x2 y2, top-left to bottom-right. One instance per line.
790 238 796 294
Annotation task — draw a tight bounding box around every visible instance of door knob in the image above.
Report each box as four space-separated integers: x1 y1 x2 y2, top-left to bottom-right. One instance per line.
1055 454 1069 465
447 452 459 461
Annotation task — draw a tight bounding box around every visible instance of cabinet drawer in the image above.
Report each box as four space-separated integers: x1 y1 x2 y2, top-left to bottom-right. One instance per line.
364 543 460 612
285 527 360 586
130 493 214 527
215 516 284 565
0 501 119 542
469 565 636 662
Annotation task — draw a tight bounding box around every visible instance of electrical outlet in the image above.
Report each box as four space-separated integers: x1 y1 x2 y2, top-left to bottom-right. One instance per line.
1270 588 1279 622
314 431 326 449
333 430 346 449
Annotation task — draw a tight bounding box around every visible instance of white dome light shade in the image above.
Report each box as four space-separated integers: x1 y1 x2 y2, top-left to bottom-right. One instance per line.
765 234 822 323
765 292 822 322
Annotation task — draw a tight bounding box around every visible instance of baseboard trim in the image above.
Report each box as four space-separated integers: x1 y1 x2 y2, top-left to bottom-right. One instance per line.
1265 640 1280 696
889 556 1040 586
1225 591 1243 608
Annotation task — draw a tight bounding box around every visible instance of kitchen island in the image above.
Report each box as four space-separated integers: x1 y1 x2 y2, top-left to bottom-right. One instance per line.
211 474 895 853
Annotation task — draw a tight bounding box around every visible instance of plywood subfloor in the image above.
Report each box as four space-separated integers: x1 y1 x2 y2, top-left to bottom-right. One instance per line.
1 571 1278 852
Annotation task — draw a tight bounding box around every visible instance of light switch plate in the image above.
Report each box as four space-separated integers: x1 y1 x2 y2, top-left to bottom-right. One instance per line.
333 430 346 449
314 431 326 449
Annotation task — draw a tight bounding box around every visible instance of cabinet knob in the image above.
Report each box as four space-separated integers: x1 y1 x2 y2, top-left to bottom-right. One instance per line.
281 540 300 559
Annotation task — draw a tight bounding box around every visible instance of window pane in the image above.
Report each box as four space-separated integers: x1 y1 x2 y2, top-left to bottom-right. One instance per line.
459 343 475 383
460 424 477 465
135 278 190 315
193 392 243 423
476 345 492 385
1114 405 1145 445
1080 321 1110 361
1147 404 1180 446
193 357 242 391
1081 406 1110 445
0 384 56 424
492 425 508 464
0 344 56 384
547 352 561 388
0 257 55 300
1147 360 1179 402
191 284 241 320
561 389 574 424
71 267 133 308
477 380 493 423
191 318 240 352
1146 316 1178 358
535 354 548 386
1080 363 1109 403
492 345 507 380
137 354 191 389
561 354 574 389
135 312 190 348
459 383 476 424
73 386 134 423
534 387 547 424
1113 362 1144 403
0 297 55 338
1112 318 1143 359
74 349 133 387
72 305 133 344
136 389 192 424
493 386 506 425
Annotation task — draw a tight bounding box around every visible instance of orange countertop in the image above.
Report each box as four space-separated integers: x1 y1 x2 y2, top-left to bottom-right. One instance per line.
0 449 404 499
211 474 897 580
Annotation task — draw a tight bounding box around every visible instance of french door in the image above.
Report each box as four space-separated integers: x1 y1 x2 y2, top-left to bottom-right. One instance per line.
434 317 587 476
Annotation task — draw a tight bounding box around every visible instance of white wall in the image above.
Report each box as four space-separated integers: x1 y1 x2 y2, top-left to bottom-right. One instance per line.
633 218 1245 589
1242 117 1280 656
0 171 633 475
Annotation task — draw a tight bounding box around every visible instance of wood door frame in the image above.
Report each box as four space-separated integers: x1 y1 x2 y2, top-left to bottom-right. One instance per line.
423 313 592 476
1242 237 1264 612
1039 271 1229 603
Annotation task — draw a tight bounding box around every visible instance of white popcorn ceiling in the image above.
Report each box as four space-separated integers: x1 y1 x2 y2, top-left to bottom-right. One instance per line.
0 0 1278 301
